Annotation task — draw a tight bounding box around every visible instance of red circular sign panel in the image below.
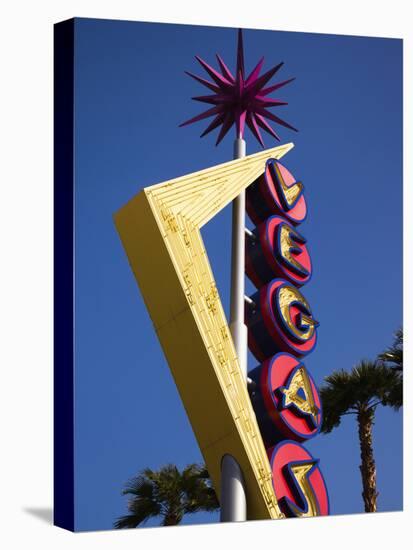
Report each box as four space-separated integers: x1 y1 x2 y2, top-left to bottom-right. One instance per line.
268 440 329 517
246 159 307 226
247 278 318 360
246 215 312 288
259 353 322 441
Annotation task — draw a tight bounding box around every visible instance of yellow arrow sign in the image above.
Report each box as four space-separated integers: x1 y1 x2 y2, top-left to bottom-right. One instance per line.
114 143 293 520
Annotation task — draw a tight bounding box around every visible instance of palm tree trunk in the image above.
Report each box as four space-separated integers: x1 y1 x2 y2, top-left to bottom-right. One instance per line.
162 512 182 526
357 408 378 512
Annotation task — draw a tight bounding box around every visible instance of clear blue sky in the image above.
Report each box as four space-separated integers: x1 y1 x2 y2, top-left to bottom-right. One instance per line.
73 17 402 531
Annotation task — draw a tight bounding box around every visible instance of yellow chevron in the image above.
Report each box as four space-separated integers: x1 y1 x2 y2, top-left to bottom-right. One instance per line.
114 143 293 520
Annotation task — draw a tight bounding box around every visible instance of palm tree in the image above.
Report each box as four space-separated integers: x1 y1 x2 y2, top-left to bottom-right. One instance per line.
114 463 219 528
320 360 402 513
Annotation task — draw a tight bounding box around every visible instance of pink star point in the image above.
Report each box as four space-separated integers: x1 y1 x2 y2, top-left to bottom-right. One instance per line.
180 29 297 148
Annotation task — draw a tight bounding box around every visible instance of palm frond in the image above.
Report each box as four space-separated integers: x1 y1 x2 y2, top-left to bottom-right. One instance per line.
114 495 161 529
114 462 219 528
378 327 403 372
320 360 402 433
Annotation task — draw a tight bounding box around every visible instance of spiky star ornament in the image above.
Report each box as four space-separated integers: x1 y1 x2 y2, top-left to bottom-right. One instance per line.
180 29 297 148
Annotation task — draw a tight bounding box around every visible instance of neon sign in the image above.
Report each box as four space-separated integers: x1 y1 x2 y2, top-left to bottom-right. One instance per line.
115 144 328 520
246 158 329 517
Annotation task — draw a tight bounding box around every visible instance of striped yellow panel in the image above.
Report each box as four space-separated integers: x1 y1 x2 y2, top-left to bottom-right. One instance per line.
114 143 294 520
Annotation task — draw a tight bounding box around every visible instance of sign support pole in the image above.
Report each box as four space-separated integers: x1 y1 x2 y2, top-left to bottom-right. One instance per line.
220 137 248 522
229 136 247 382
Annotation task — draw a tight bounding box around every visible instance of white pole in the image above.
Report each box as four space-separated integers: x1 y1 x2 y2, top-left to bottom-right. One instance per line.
220 137 247 522
229 137 248 382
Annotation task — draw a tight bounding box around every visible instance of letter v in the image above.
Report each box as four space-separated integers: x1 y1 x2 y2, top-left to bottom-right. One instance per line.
269 160 304 211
